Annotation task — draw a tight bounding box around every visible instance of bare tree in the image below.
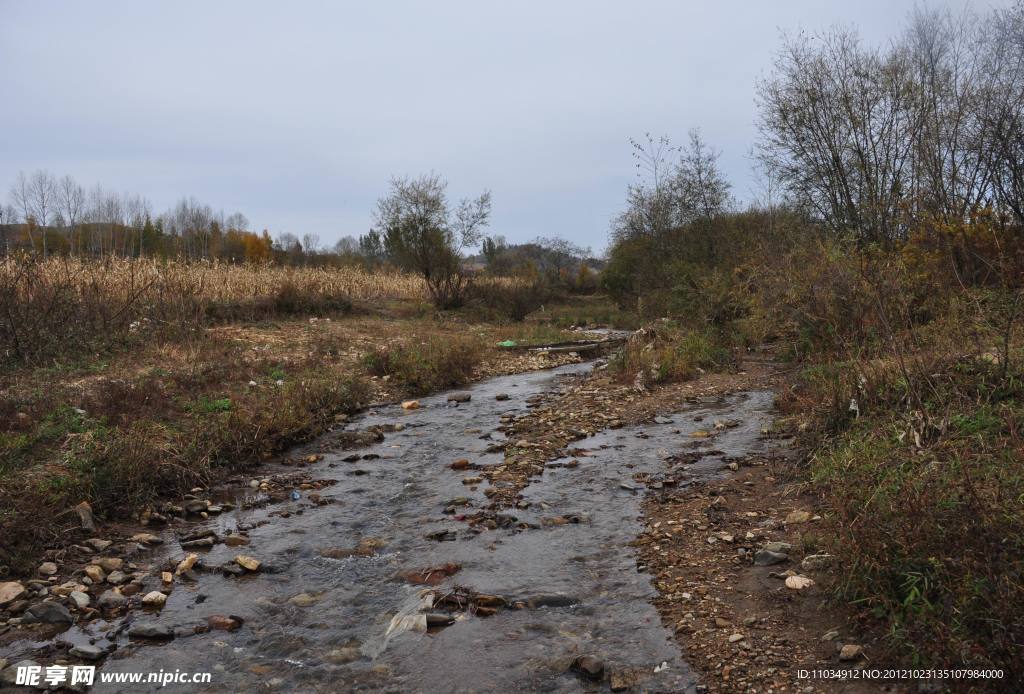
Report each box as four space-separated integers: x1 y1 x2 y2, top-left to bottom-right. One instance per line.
57 175 85 254
374 173 491 308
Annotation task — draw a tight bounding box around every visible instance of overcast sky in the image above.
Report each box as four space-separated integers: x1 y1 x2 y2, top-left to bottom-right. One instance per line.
0 0 997 253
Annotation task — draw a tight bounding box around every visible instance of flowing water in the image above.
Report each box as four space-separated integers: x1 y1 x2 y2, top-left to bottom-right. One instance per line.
1 362 774 693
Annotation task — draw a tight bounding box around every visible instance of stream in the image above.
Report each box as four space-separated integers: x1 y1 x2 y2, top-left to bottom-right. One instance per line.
2 362 774 693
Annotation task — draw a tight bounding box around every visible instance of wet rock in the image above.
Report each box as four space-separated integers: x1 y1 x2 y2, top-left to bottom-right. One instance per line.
447 393 471 403
86 538 113 551
98 589 127 609
224 534 249 547
142 591 167 607
288 593 320 607
38 561 58 576
75 501 96 532
184 500 209 514
175 553 199 575
753 549 789 566
401 400 420 410
69 591 90 609
525 594 576 608
130 533 162 545
838 644 863 661
129 623 174 639
69 643 105 660
234 555 261 572
653 415 673 424
0 581 26 606
180 537 215 549
161 571 173 584
450 459 471 470
122 582 142 596
325 645 362 664
425 529 456 542
207 614 244 631
495 393 510 401
572 655 604 681
220 563 245 577
23 601 73 624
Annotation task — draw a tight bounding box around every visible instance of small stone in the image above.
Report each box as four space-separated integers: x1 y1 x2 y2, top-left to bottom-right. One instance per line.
142 591 168 607
75 501 96 532
38 562 58 576
98 589 127 609
95 557 123 572
86 538 113 551
206 614 243 631
450 459 471 470
495 393 510 401
129 622 174 639
728 633 745 643
447 393 471 403
224 534 250 547
176 553 199 575
69 643 105 660
234 555 261 572
161 571 173 584
401 400 420 410
762 541 793 553
785 575 815 590
572 655 604 680
754 550 790 566
801 553 834 571
714 617 731 628
822 629 840 641
838 644 863 661
69 591 90 609
288 592 319 607
105 570 127 585
130 533 162 545
785 510 812 524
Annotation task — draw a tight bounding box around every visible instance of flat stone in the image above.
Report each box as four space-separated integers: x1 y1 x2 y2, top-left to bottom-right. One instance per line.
447 393 471 403
38 562 58 576
762 541 793 554
0 582 26 606
130 533 162 545
785 510 812 524
69 643 105 660
2 660 41 685
288 593 319 607
95 557 123 572
801 553 834 571
754 549 790 566
105 570 127 585
69 591 90 609
224 534 249 547
129 623 174 639
86 538 113 551
23 601 73 624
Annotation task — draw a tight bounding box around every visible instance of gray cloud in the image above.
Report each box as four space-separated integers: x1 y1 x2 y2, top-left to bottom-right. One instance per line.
0 0 991 252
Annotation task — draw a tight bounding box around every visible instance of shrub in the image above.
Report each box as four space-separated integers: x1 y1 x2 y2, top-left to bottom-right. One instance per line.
363 335 483 394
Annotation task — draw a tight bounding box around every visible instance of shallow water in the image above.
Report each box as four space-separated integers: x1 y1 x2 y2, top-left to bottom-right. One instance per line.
2 363 774 693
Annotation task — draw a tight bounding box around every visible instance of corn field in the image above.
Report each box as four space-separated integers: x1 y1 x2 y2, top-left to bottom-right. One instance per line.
0 256 431 364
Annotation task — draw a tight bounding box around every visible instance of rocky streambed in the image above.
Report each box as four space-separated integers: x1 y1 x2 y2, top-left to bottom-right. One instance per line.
0 360 775 693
